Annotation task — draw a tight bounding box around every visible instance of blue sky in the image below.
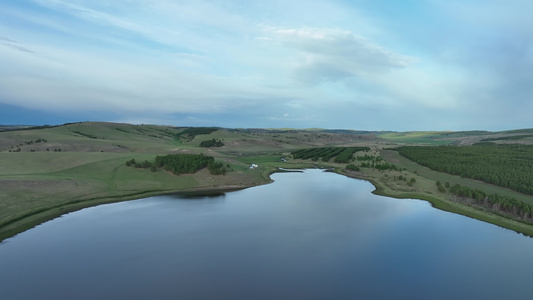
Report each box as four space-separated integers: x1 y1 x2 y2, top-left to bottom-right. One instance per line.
1 0 532 131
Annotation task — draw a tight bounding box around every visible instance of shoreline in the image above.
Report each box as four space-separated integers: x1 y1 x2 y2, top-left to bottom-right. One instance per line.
2 167 533 242
336 169 533 237
0 180 275 243
0 165 290 242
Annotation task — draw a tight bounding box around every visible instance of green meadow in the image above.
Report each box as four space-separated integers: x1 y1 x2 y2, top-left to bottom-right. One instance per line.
1 122 533 240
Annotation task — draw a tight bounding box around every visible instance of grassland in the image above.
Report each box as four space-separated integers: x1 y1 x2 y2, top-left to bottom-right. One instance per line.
377 131 453 145
1 122 533 240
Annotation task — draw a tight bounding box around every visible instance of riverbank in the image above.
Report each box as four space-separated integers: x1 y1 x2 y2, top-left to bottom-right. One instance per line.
336 168 533 237
0 151 316 242
0 182 273 242
3 168 532 300
3 163 533 242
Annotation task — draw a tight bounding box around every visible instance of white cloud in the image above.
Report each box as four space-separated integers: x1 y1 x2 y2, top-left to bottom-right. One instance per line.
265 27 415 85
1 0 531 130
31 0 251 54
259 26 469 110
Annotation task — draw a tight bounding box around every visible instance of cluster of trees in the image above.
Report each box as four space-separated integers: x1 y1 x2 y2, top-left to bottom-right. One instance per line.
398 145 533 195
200 139 224 148
435 181 449 193
291 147 369 162
24 138 47 144
176 127 219 142
7 147 63 153
360 161 399 171
125 158 157 172
155 154 223 175
346 164 360 172
125 154 227 175
207 161 227 175
356 154 399 171
6 138 49 152
396 175 416 186
445 183 533 221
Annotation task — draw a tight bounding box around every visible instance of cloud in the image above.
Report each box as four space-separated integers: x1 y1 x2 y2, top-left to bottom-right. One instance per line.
0 36 35 53
265 27 415 85
259 26 466 110
30 0 251 54
1 0 532 130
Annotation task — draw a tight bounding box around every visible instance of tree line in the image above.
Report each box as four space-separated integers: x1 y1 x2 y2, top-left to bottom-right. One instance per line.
397 144 533 196
438 181 533 222
126 153 227 175
291 147 370 163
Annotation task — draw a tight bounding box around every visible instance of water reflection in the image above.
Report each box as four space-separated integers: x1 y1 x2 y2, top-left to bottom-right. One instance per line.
0 169 532 300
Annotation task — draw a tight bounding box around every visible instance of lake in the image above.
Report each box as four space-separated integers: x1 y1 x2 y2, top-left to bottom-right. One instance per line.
1 169 532 299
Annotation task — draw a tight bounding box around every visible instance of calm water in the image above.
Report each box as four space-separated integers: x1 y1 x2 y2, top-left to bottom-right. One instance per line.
1 169 533 299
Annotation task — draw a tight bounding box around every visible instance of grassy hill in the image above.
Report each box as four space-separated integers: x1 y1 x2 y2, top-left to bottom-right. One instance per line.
2 122 533 240
377 129 533 145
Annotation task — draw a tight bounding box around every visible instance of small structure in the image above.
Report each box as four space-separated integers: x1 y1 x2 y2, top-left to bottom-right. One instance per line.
250 164 259 169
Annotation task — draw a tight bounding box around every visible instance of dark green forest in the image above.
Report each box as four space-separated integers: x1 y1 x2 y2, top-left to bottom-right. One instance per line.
126 153 227 175
398 145 533 195
291 147 370 163
200 138 224 148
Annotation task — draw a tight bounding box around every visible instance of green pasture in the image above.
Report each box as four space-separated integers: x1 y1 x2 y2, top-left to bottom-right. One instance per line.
377 131 453 145
2 122 533 240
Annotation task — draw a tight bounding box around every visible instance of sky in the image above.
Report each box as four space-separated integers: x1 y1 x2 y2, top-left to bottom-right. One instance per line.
1 0 532 131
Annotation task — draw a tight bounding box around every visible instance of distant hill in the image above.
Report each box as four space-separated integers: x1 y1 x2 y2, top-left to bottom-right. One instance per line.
0 125 35 132
2 122 532 146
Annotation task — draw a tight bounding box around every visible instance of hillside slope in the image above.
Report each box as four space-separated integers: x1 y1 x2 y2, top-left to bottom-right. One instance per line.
2 122 533 240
